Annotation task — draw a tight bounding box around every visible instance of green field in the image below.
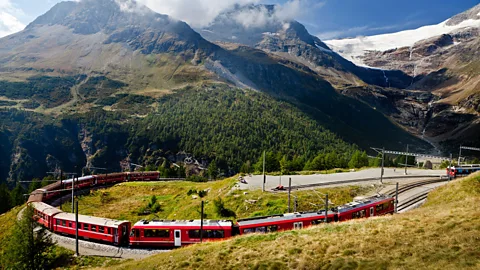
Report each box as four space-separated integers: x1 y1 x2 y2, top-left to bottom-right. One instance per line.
64 178 371 223
99 173 480 270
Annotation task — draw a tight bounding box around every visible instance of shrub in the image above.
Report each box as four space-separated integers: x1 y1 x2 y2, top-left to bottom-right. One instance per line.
186 175 208 182
213 198 236 218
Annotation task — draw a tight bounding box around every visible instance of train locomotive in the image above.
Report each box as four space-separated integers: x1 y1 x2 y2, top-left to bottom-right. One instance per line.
447 164 480 178
28 172 394 248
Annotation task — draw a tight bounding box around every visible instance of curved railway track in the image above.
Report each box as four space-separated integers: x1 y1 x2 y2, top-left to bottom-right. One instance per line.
388 177 451 212
288 174 443 190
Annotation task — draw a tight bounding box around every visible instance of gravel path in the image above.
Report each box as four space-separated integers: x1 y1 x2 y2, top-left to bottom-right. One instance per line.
47 231 168 259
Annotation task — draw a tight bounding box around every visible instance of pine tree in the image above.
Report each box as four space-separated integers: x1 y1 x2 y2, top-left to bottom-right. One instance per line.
348 150 361 169
0 183 12 214
28 179 42 193
207 161 218 180
10 184 26 207
2 205 54 269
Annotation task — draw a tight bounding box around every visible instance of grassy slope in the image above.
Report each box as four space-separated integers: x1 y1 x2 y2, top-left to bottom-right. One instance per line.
67 178 371 223
102 173 480 270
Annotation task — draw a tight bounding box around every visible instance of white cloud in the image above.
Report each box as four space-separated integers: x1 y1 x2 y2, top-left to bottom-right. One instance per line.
136 0 325 28
137 0 260 27
0 0 25 38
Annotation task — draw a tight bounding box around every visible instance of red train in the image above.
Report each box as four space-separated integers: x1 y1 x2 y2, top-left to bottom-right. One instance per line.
32 202 131 245
28 170 395 248
28 171 162 203
127 195 394 248
447 164 480 178
130 220 234 247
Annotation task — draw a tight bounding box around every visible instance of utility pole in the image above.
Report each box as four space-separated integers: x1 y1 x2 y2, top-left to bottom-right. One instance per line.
294 196 298 212
288 178 292 212
71 175 76 213
395 182 399 213
324 194 328 223
404 144 409 175
75 200 79 256
458 146 462 165
262 151 266 192
448 153 452 182
380 147 385 184
200 201 204 243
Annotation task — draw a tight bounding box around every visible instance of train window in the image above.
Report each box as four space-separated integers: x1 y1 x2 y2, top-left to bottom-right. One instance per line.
352 209 366 219
91 225 97 232
83 223 89 230
243 228 255 234
266 225 278 232
188 230 225 238
255 227 266 233
56 219 61 225
144 229 170 238
69 222 72 228
99 226 105 233
62 220 66 227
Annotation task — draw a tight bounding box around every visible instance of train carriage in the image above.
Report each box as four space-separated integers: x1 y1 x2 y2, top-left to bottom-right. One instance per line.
129 219 233 247
31 181 64 202
126 171 160 181
447 164 480 178
31 202 63 230
337 195 394 221
96 173 126 185
63 175 96 189
236 211 337 235
52 212 131 246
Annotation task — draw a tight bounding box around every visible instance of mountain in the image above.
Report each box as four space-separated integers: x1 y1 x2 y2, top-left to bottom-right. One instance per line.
325 4 480 67
195 4 414 90
326 4 480 151
0 0 432 183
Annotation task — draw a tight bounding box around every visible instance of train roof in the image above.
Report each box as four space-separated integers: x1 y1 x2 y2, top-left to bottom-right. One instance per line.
133 219 233 228
237 211 335 226
62 175 95 184
54 212 130 227
30 202 63 216
449 164 480 169
337 195 392 213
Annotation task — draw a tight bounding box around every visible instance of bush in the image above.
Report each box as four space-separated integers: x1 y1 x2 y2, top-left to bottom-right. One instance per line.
198 190 208 198
186 175 208 182
213 198 236 218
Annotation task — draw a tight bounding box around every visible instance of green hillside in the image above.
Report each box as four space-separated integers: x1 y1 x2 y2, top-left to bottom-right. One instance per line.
1 86 358 183
106 173 480 270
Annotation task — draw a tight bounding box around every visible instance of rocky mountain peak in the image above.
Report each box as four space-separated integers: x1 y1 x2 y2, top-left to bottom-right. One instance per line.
197 3 322 48
22 0 211 55
28 0 170 35
446 3 480 26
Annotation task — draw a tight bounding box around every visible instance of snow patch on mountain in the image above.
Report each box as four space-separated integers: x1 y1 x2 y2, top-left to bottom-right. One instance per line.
324 18 480 66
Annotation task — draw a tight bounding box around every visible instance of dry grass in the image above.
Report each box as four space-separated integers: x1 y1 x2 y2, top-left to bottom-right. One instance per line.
96 173 480 270
65 178 371 223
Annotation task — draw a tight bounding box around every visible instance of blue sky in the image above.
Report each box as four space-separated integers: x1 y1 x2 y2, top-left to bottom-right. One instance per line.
1 0 479 39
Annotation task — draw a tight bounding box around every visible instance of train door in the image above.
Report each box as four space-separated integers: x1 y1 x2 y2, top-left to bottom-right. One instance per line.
114 228 119 245
293 222 303 230
174 230 181 247
121 225 128 245
370 207 374 217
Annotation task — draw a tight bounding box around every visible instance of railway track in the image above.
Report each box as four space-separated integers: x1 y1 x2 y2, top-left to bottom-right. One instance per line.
391 177 451 212
386 177 449 197
287 174 443 190
397 191 430 212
